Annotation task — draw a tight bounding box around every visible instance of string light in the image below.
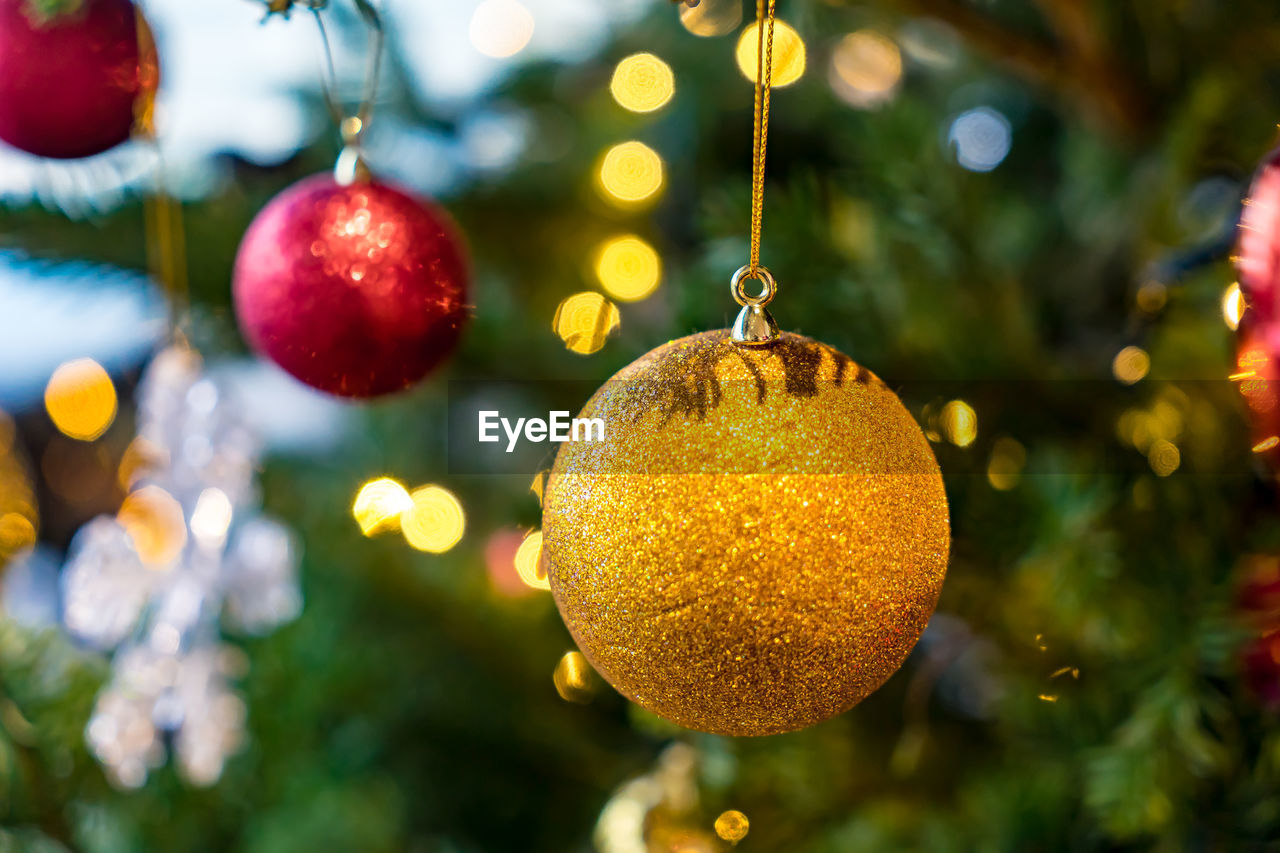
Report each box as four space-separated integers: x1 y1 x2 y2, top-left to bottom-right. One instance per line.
829 30 902 108
597 141 665 205
1222 282 1246 330
940 400 978 448
714 810 750 843
400 485 466 554
1112 346 1150 385
45 358 117 441
735 20 805 87
679 0 741 37
553 651 596 703
987 437 1026 491
469 0 535 59
1148 439 1180 477
554 292 621 355
595 236 661 302
352 477 413 536
610 53 675 113
514 529 550 590
118 486 187 566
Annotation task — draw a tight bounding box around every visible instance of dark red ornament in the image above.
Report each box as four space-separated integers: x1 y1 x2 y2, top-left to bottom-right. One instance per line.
1228 320 1280 458
1239 148 1280 325
1237 557 1280 709
233 175 470 398
0 0 157 159
1235 321 1280 461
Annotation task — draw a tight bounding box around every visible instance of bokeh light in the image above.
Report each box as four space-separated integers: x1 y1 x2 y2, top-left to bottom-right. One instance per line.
44 358 117 442
1136 280 1167 314
1223 282 1245 330
1112 346 1150 385
554 292 621 355
484 529 532 596
1148 439 1180 477
514 529 550 591
597 141 665 205
829 30 902 109
714 810 750 843
948 107 1012 172
118 486 187 566
400 485 466 554
679 0 741 37
610 53 675 113
987 437 1026 491
553 650 596 703
736 20 806 87
0 411 37 567
190 487 233 549
352 477 413 536
595 235 661 302
940 400 977 448
469 0 535 59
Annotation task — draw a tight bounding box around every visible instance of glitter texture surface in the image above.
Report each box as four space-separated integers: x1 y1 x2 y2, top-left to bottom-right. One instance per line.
543 331 949 736
233 176 469 398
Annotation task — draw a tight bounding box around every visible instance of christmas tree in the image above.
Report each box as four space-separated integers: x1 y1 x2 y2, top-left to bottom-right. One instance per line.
3 0 1280 850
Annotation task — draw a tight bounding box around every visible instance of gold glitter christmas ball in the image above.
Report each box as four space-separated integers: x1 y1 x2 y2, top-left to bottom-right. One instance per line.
543 330 949 736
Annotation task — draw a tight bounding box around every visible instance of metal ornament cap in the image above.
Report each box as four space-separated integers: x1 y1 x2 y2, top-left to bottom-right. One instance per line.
731 303 779 345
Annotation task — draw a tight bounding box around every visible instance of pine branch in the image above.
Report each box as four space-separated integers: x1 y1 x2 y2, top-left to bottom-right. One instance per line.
868 0 1152 138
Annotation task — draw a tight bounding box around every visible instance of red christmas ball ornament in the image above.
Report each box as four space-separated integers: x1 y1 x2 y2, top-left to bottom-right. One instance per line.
233 174 470 398
1235 321 1280 461
1237 557 1280 709
0 0 157 159
1239 148 1280 325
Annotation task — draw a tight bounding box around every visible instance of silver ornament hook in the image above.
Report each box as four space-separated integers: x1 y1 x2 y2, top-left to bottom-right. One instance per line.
730 265 780 346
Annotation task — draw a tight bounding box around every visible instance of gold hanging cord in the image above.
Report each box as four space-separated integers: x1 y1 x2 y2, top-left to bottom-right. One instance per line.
730 0 781 346
748 0 776 278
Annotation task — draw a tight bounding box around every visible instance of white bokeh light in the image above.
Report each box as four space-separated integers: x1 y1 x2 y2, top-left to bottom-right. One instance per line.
948 107 1012 173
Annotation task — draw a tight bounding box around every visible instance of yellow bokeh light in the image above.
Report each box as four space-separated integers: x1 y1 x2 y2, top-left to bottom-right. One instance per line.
1136 280 1167 314
1223 282 1246 331
1112 346 1150 385
44 358 117 442
830 30 902 108
1253 436 1279 453
610 53 675 113
714 810 750 843
987 436 1026 491
552 650 596 703
514 529 550 590
735 20 806 87
554 292 621 355
597 141 664 205
940 400 977 448
679 0 741 37
1148 439 1180 477
352 477 413 536
469 0 535 59
118 485 187 566
595 235 661 302
401 485 466 554
0 512 36 555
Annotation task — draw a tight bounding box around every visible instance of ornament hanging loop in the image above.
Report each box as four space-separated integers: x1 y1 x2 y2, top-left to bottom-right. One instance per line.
731 264 776 308
730 265 780 345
